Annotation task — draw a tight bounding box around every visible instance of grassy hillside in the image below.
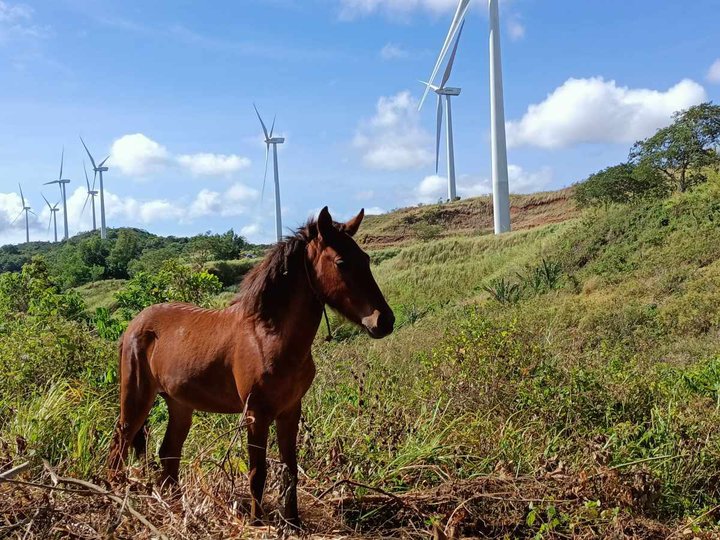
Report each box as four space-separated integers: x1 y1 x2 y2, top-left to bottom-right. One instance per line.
3 179 720 538
359 187 578 247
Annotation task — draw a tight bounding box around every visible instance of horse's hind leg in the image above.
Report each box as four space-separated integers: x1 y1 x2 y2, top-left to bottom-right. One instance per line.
158 397 193 488
108 339 157 478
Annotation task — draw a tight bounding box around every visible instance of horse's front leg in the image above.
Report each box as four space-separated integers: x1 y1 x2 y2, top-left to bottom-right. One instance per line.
247 414 270 525
276 403 302 528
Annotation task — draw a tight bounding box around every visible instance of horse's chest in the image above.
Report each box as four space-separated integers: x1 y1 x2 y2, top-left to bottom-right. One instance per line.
260 361 316 413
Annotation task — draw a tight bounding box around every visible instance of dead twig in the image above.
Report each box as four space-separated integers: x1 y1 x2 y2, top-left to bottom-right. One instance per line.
0 461 30 480
41 460 167 540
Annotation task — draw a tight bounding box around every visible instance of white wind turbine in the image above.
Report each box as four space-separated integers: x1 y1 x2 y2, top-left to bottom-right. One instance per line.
44 149 71 240
11 183 36 244
80 137 110 239
42 193 60 243
420 20 465 202
81 160 99 231
254 104 285 243
422 0 511 234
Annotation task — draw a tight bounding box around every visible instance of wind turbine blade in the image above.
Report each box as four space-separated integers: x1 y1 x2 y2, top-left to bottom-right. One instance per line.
11 210 23 225
18 183 25 208
419 0 470 109
80 136 97 169
92 170 97 191
43 181 59 185
59 147 64 180
253 104 270 140
440 20 465 89
269 116 276 139
42 193 52 209
81 193 91 216
48 216 52 234
435 95 443 174
261 144 270 201
28 210 37 216
83 160 91 191
99 155 110 167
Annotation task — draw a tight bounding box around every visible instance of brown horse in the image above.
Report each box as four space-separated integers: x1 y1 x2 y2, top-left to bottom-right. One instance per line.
107 206 394 527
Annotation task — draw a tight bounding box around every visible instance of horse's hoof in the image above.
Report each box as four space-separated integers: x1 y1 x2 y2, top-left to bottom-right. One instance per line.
278 517 304 537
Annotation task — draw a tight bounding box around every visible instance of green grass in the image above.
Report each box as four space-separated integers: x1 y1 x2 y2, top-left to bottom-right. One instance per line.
4 177 720 536
73 279 126 312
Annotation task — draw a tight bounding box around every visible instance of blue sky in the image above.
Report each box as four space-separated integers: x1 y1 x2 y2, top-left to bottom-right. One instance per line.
0 0 718 245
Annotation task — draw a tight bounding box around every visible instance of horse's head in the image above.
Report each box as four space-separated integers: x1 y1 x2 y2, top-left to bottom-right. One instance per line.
307 207 394 339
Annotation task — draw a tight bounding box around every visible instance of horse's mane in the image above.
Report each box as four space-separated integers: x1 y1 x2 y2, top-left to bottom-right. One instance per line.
231 219 319 319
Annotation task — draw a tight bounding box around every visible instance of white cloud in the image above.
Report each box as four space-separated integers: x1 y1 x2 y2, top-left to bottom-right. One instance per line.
380 43 408 60
507 19 525 41
339 0 460 19
189 182 259 218
506 77 707 149
353 91 433 170
365 206 385 215
708 59 720 84
110 133 170 176
414 165 553 203
0 1 50 44
0 1 31 23
240 223 260 237
0 192 23 227
415 174 447 203
110 133 251 178
176 153 251 176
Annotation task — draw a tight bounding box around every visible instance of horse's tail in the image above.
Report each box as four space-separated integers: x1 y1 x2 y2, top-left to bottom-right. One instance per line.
116 333 149 458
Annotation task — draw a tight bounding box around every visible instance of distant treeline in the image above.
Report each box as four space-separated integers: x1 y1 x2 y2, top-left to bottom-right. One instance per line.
0 228 264 289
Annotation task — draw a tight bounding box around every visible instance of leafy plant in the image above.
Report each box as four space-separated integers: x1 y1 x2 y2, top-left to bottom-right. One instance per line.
483 277 522 305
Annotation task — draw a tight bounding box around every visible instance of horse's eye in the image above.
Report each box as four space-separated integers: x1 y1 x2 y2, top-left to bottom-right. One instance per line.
335 259 346 268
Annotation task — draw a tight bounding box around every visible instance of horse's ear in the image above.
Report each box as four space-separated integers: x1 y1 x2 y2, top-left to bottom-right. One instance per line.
344 208 364 236
317 206 333 242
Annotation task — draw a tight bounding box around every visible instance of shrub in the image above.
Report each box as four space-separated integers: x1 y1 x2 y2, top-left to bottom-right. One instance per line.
204 259 257 287
115 259 222 317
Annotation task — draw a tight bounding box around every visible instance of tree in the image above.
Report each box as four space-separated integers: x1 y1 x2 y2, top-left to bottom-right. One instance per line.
189 230 248 263
574 163 669 208
107 229 143 278
630 102 720 192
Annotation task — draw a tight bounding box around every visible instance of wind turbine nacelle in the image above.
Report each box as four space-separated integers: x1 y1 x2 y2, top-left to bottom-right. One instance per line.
96 167 109 172
269 137 285 144
437 87 462 96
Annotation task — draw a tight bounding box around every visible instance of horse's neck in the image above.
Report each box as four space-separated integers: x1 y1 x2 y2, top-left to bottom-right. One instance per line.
249 268 324 357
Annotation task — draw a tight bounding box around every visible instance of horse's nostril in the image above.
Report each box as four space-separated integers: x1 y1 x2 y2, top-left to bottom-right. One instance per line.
379 310 395 334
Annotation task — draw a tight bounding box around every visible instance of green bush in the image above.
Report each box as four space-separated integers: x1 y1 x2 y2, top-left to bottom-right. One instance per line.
115 259 222 317
204 258 258 286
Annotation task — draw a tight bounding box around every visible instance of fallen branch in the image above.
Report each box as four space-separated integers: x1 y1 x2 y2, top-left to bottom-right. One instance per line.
0 461 30 480
41 461 167 540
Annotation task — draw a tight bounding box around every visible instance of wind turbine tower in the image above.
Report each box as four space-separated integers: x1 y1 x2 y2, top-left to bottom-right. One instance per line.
82 161 99 231
254 105 285 243
421 0 512 234
44 149 71 240
13 184 36 244
420 21 465 202
488 0 511 233
42 194 60 243
80 137 110 239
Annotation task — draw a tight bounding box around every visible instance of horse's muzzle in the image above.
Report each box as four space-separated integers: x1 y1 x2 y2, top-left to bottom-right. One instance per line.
362 308 395 339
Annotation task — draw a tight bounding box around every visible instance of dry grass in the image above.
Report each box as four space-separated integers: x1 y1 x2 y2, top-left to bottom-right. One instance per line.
4 452 718 539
